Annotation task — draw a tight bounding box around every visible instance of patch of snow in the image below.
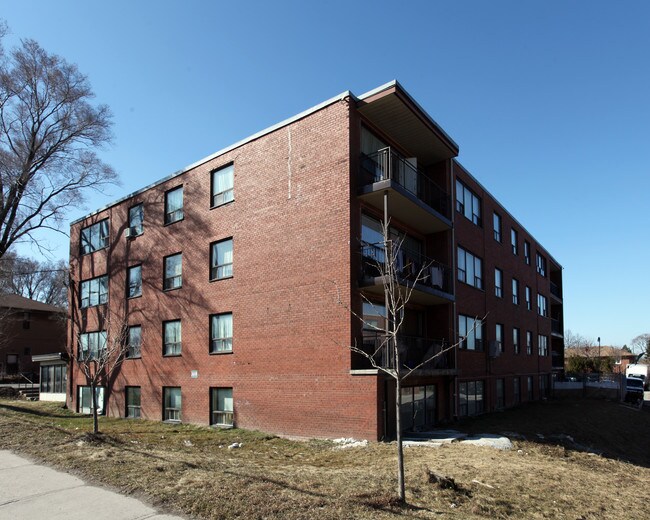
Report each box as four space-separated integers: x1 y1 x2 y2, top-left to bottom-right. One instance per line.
460 434 512 450
228 442 242 449
332 438 368 449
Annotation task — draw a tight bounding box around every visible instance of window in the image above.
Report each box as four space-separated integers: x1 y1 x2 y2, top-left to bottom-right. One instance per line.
513 377 521 405
524 241 531 265
455 180 481 225
163 387 181 422
80 275 108 308
211 164 234 207
495 323 504 353
526 331 533 355
401 385 436 430
127 265 142 298
78 386 105 415
210 387 234 427
536 252 547 277
210 238 233 280
127 326 141 358
80 219 109 255
495 268 503 298
458 315 483 351
493 212 502 242
539 374 549 398
527 376 534 400
457 246 483 289
163 253 182 290
512 278 519 305
164 186 183 224
525 286 532 311
163 320 181 356
126 386 141 418
128 204 144 236
22 312 30 329
40 364 66 393
210 313 233 353
458 380 485 417
513 327 520 354
511 228 518 255
496 378 505 409
537 293 548 317
78 331 106 360
538 335 548 356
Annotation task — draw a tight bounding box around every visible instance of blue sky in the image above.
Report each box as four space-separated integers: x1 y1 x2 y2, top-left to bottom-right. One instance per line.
3 1 649 347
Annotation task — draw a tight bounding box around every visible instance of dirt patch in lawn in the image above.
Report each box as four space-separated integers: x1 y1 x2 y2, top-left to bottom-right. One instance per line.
1 399 649 519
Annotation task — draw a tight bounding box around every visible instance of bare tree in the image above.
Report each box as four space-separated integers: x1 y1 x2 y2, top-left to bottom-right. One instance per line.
0 252 68 307
630 333 650 362
0 23 117 257
564 329 594 349
334 218 469 503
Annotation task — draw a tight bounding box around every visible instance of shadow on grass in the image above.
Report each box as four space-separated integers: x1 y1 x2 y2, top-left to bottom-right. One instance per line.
0 402 85 420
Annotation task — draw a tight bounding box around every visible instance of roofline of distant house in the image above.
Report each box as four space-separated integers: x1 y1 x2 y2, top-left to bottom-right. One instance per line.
72 80 458 225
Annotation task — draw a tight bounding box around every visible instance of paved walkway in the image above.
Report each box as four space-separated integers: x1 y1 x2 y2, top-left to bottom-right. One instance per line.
0 451 185 520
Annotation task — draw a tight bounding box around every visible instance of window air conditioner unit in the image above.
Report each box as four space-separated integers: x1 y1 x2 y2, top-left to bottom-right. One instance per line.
126 228 136 239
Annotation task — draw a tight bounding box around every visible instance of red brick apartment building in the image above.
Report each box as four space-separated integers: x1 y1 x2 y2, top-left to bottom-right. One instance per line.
68 81 564 439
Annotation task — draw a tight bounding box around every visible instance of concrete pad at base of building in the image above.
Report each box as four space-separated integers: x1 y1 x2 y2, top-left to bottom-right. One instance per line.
0 450 186 520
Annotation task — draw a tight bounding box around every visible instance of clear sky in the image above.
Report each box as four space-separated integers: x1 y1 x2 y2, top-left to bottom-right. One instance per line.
3 1 649 347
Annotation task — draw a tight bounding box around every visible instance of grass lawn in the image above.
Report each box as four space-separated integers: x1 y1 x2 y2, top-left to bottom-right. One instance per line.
0 398 649 519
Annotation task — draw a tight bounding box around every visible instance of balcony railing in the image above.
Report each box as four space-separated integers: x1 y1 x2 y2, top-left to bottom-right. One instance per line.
550 281 562 300
551 318 563 335
361 242 453 295
357 331 453 371
360 148 450 218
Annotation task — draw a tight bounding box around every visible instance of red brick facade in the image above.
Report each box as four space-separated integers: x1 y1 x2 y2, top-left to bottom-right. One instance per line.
68 81 564 439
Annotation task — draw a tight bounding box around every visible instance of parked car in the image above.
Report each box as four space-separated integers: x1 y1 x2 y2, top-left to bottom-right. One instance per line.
624 377 645 404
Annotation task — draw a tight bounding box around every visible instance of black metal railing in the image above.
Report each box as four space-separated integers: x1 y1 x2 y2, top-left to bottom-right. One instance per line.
356 331 453 371
551 318 562 335
360 148 450 218
360 242 453 294
550 281 562 299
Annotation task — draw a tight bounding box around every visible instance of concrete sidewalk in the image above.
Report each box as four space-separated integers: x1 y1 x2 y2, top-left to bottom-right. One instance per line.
0 450 185 520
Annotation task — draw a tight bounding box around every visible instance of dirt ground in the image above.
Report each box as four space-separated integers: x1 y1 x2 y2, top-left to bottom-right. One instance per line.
0 398 648 519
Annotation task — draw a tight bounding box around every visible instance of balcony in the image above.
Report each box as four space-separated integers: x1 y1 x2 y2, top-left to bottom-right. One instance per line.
360 243 454 305
551 318 563 337
356 331 456 374
359 148 451 234
550 281 562 301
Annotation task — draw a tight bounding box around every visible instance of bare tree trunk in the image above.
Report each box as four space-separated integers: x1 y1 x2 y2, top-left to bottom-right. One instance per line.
90 379 99 434
395 367 405 502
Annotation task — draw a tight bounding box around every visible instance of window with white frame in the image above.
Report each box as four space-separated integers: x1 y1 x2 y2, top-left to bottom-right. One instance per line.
526 330 533 355
210 238 233 280
537 293 548 317
210 387 234 427
40 364 66 393
493 212 502 242
538 334 548 356
163 253 182 290
455 180 482 226
524 240 531 265
78 385 105 415
163 387 181 422
78 331 106 361
511 228 518 255
80 275 108 308
127 326 141 358
80 219 109 255
525 286 532 311
164 186 183 224
495 323 504 353
163 320 181 356
536 252 547 277
495 268 503 298
512 278 519 305
210 313 233 353
458 380 484 417
513 327 520 354
128 265 142 298
458 314 483 351
211 164 234 207
126 386 141 418
128 204 144 236
457 246 483 289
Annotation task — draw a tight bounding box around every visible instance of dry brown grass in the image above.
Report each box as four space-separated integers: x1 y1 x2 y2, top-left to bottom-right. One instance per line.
0 399 649 519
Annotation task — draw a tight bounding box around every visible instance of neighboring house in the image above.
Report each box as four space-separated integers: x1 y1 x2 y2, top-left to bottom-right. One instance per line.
67 81 564 439
565 346 637 374
0 294 66 380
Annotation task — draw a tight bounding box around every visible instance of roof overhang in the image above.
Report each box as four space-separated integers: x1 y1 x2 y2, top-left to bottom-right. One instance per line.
32 352 68 363
357 81 459 164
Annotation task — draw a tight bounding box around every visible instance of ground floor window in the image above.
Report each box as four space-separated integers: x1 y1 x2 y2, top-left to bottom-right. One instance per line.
539 374 549 398
496 378 505 409
163 387 181 422
77 385 105 415
401 385 436 431
513 377 521 405
126 386 141 418
40 364 66 393
527 376 534 401
6 354 18 374
459 380 484 416
210 387 234 427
